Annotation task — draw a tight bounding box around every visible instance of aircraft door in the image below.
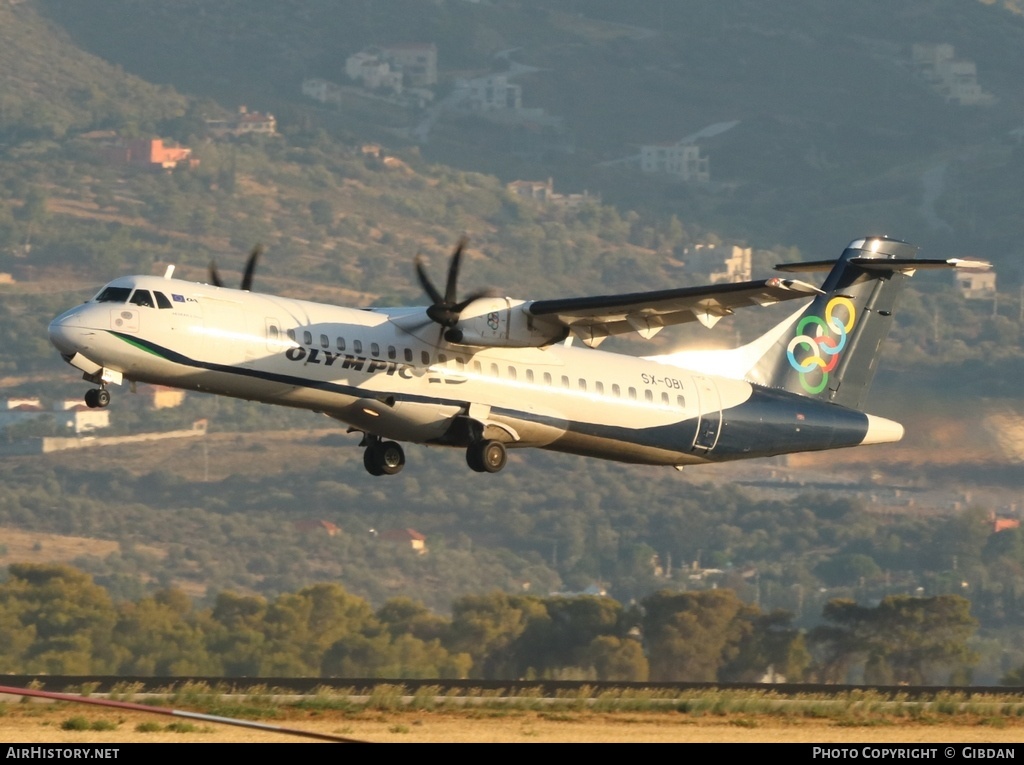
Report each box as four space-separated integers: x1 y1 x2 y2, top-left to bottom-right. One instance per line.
691 375 722 452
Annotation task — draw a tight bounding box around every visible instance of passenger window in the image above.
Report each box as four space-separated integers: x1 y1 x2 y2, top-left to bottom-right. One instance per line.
287 329 296 342
154 291 173 309
578 378 587 391
508 366 517 380
404 348 413 362
438 353 448 364
645 390 653 403
661 392 670 405
489 363 499 377
388 346 397 360
677 395 685 408
455 358 465 371
129 290 154 308
371 342 380 357
422 351 431 365
561 376 570 389
628 387 637 400
473 361 483 374
320 334 329 349
337 337 346 351
596 381 604 395
95 287 132 303
543 372 552 386
612 383 621 397
303 330 312 345
526 369 535 383
354 340 363 354
269 325 279 341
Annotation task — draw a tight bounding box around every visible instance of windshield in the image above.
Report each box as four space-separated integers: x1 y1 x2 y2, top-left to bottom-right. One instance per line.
94 286 132 303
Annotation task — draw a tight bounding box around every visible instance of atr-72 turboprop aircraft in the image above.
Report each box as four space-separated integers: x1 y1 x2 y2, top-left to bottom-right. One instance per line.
48 236 988 476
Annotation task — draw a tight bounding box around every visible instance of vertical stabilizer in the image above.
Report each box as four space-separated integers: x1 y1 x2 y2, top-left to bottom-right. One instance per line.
748 237 918 410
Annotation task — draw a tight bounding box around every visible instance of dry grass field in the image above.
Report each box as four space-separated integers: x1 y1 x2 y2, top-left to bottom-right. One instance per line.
2 706 1024 744
3 690 1024 744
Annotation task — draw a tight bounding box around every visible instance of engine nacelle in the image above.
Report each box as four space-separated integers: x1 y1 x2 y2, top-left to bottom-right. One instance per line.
446 298 566 348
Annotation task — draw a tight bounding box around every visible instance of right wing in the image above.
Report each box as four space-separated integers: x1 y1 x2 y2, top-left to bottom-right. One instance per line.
526 277 823 347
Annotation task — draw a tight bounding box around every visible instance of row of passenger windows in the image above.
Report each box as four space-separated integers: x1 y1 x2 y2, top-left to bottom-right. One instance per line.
283 329 687 408
95 286 174 309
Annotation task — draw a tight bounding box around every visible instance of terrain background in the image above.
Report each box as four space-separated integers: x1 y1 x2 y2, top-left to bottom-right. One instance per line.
1 0 1023 684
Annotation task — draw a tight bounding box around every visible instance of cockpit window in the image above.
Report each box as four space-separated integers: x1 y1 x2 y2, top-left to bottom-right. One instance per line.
129 290 155 308
153 291 173 309
95 287 132 303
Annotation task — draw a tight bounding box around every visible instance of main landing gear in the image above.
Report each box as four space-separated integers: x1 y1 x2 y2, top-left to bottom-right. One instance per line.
363 438 406 476
83 387 110 409
467 439 507 473
360 437 508 476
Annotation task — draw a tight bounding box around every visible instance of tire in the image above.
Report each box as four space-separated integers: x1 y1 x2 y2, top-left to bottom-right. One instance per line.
378 441 405 475
466 445 485 472
467 440 507 474
84 389 98 409
480 440 507 473
363 444 385 476
95 389 110 408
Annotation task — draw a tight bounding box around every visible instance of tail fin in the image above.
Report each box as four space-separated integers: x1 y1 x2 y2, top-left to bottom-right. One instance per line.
748 237 987 409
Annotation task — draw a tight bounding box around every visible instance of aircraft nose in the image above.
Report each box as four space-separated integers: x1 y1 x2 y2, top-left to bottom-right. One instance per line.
48 312 89 356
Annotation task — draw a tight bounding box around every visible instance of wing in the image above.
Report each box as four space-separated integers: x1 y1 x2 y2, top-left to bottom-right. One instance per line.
526 277 823 347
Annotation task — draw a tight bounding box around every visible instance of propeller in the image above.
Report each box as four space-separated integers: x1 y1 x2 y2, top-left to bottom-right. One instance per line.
415 237 496 342
209 244 263 291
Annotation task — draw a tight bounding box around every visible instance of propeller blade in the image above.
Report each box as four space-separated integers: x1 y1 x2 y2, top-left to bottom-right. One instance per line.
415 252 445 306
241 244 262 291
209 260 225 288
444 236 468 304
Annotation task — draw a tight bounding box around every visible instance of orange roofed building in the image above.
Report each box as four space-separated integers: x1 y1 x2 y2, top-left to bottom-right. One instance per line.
380 528 427 553
104 138 198 171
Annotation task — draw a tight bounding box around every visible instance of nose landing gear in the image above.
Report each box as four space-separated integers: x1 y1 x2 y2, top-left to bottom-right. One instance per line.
83 388 110 409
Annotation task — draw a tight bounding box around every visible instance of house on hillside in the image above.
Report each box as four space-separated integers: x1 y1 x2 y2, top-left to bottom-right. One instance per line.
205 106 277 138
103 138 198 171
55 399 109 434
294 519 341 537
506 178 596 209
140 385 186 410
454 74 522 111
640 142 709 182
1 397 109 435
380 528 427 554
685 244 752 283
912 43 994 106
955 269 996 299
345 50 403 94
379 43 438 86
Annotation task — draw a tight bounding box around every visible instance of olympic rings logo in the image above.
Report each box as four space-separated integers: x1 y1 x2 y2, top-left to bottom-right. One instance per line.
786 297 856 395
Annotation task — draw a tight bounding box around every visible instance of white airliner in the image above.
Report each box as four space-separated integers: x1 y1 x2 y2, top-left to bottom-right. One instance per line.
48 236 988 476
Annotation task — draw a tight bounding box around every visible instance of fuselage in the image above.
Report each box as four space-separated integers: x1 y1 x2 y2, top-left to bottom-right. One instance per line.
48 274 900 469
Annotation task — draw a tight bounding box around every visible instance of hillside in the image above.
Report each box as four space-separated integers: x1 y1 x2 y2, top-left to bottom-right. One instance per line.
30 0 1024 269
0 1 1022 682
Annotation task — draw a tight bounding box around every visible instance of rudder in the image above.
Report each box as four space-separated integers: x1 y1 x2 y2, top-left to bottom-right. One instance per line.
748 237 918 410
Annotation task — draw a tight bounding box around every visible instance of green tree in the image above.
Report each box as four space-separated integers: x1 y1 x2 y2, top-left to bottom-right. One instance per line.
0 564 118 674
810 595 978 685
641 590 759 682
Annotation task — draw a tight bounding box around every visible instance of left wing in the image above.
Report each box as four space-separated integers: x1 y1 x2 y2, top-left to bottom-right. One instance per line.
526 277 823 347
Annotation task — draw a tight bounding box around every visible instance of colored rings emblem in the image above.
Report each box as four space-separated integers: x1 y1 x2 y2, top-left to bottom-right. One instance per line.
786 297 856 394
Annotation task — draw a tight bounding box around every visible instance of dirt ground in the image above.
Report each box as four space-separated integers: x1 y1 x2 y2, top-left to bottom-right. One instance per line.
2 707 1023 744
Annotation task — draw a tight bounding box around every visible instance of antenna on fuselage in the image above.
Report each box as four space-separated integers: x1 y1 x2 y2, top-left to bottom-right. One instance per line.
163 265 175 279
